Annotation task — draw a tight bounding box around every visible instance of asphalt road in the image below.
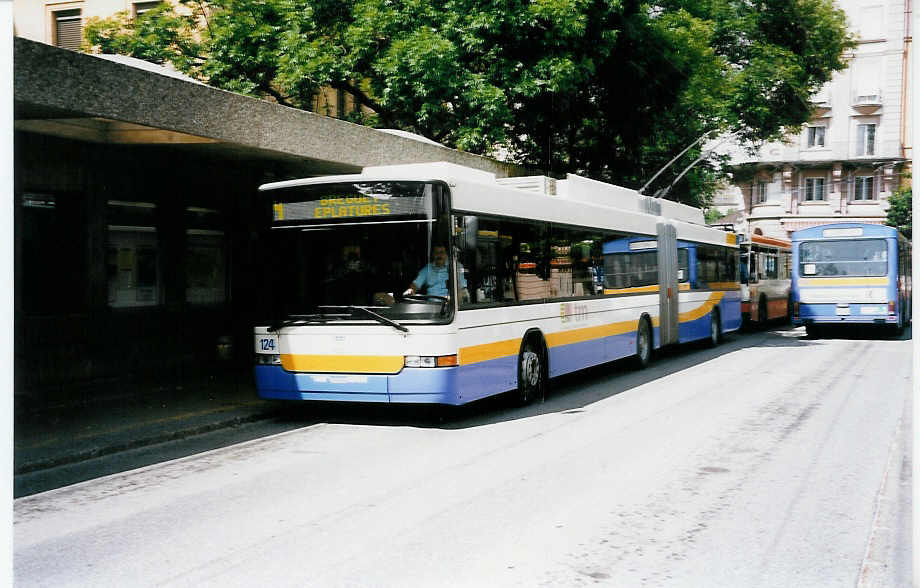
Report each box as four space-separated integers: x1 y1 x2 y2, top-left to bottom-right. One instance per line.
14 325 913 587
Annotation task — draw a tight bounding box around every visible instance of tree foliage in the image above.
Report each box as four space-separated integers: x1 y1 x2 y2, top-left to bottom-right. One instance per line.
83 0 854 206
886 180 911 239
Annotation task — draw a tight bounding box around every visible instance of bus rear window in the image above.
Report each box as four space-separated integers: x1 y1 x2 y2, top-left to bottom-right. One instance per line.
799 239 887 277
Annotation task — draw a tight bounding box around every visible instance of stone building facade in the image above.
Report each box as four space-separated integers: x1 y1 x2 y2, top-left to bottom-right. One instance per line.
717 0 911 239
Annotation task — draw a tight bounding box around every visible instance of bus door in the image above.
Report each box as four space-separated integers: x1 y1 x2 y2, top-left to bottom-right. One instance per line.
657 221 679 346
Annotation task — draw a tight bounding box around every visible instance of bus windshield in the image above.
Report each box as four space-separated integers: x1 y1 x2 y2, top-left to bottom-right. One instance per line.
260 181 455 324
799 239 887 277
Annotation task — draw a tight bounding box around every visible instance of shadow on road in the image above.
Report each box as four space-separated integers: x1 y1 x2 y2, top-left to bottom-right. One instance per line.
801 323 912 342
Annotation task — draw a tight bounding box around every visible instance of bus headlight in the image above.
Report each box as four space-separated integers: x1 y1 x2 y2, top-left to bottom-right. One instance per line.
255 354 281 365
405 355 458 368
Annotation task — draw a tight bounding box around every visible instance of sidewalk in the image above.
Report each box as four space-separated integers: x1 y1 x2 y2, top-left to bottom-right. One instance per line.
14 370 280 475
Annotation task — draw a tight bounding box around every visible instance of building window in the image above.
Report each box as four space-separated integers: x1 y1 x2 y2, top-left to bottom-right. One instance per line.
807 126 825 148
107 201 161 308
755 182 768 204
853 176 876 201
53 9 82 51
803 178 825 201
133 2 163 17
857 124 876 156
185 206 227 305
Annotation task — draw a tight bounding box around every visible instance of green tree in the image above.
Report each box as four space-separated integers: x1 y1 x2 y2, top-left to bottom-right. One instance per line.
83 0 854 207
886 181 911 239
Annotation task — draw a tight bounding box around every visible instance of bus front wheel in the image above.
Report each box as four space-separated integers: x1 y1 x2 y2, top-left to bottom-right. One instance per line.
516 339 546 405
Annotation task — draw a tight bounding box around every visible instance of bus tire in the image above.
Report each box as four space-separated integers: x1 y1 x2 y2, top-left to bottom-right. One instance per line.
516 336 546 406
805 324 819 338
708 308 722 347
786 294 794 324
633 317 653 369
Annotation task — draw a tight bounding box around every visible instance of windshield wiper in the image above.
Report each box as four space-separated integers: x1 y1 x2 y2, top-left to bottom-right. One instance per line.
268 313 351 332
318 305 409 333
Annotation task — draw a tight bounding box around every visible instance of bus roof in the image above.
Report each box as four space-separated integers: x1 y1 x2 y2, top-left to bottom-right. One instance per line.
743 234 791 249
790 223 900 241
258 161 737 248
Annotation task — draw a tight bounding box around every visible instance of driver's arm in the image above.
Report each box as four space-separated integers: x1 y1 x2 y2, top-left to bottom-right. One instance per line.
406 266 427 295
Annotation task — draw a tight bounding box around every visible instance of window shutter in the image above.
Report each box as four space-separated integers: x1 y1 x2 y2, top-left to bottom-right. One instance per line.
54 10 82 51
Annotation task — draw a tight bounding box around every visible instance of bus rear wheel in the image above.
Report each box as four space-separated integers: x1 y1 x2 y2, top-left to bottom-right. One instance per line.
633 318 652 369
708 309 722 347
516 339 546 405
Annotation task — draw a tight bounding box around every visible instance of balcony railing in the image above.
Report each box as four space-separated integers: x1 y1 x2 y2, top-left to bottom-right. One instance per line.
852 91 882 107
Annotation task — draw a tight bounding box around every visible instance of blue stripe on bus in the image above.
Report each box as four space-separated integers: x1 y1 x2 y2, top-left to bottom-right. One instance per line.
548 330 639 377
456 356 518 403
677 299 742 343
678 313 712 343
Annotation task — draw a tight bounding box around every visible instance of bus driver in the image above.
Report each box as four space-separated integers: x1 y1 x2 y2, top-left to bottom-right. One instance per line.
405 245 468 301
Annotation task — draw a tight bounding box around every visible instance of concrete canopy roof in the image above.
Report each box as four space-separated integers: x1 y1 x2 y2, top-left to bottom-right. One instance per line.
14 37 529 178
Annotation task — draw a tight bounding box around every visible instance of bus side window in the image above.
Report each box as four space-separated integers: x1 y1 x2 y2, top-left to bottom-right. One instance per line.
678 248 689 282
549 226 608 297
456 215 549 306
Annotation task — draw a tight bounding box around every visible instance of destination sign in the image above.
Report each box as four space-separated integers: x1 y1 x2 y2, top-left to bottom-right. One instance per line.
273 195 429 223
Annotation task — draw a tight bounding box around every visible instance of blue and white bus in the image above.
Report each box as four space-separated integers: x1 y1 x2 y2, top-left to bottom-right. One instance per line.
791 223 911 335
602 236 742 344
253 162 741 406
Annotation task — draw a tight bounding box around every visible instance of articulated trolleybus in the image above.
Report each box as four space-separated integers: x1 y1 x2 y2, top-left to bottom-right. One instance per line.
791 223 911 335
739 232 792 326
254 162 741 406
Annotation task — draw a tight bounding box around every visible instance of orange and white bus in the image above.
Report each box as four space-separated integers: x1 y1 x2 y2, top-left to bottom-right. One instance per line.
739 233 792 327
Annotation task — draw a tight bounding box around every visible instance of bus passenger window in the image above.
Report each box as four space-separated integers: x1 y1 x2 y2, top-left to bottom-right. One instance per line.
601 236 660 293
456 215 550 306
549 226 607 298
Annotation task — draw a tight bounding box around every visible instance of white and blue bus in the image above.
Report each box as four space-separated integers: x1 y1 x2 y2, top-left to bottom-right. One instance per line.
791 223 911 335
253 162 741 406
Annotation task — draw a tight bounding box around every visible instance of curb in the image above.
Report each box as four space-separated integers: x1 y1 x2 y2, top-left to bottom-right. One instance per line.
15 407 281 475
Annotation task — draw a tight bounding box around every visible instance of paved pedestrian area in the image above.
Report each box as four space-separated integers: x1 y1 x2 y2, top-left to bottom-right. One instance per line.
14 371 277 477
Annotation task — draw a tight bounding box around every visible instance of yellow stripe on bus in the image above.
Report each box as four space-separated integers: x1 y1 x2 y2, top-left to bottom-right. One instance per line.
798 277 889 287
544 320 638 348
604 283 691 295
280 354 405 374
459 339 522 366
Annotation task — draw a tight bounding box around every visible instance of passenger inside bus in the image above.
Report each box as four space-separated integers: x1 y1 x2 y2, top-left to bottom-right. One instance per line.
324 243 379 305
